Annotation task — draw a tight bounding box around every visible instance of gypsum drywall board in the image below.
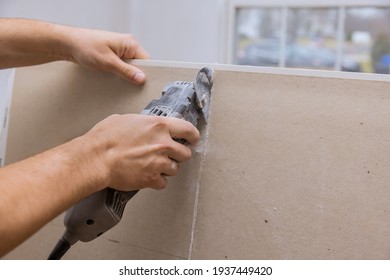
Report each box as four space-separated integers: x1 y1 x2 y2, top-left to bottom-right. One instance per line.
4 60 390 259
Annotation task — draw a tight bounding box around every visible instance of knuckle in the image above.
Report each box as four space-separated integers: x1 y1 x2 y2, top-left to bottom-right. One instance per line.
120 65 133 79
125 33 136 41
194 129 200 143
109 113 121 119
154 157 168 169
191 126 201 142
182 122 200 144
151 117 169 130
106 114 123 123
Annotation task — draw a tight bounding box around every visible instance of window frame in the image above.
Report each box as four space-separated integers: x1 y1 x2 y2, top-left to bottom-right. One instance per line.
223 0 390 72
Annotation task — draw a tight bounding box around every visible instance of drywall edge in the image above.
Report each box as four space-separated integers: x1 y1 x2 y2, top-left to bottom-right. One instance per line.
131 59 390 82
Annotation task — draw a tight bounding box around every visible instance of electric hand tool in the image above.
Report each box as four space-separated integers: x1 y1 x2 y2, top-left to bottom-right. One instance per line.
48 67 213 260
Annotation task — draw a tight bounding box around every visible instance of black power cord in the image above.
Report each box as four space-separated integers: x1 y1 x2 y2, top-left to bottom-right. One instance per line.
47 237 71 260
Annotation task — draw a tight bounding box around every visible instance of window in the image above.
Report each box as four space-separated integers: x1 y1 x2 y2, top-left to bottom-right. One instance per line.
228 1 390 74
345 7 390 74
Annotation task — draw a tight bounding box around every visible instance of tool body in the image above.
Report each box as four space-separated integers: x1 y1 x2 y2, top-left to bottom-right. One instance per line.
48 67 213 259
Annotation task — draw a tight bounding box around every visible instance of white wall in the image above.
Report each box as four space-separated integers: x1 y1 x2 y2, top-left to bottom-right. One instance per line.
0 0 132 32
128 0 225 63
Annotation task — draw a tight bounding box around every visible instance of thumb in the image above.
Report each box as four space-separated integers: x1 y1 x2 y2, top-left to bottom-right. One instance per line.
112 58 146 85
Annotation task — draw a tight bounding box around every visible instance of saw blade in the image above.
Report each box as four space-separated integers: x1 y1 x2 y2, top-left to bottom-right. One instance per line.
194 67 213 123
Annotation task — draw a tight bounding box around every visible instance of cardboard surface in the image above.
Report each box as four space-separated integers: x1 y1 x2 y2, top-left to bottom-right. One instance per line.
2 61 390 259
191 70 390 259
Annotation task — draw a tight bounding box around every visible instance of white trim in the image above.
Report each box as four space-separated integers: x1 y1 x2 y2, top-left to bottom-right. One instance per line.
218 0 230 64
279 7 288 67
225 2 237 64
335 6 346 71
132 59 390 82
0 69 15 166
227 0 390 8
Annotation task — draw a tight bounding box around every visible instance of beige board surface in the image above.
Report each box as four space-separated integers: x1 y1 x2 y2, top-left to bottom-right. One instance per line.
2 61 390 259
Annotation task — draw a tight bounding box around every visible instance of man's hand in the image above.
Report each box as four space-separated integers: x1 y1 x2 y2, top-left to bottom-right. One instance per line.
82 114 200 191
0 18 149 84
0 114 199 256
66 28 149 85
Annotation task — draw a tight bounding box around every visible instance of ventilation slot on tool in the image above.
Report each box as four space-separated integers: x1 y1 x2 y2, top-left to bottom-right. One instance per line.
150 106 172 117
106 190 126 220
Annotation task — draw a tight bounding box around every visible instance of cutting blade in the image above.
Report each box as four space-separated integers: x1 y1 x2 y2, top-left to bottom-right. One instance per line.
194 67 213 123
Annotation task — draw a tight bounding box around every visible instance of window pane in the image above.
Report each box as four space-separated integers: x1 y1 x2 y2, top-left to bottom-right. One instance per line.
286 8 339 71
235 8 281 66
344 8 390 74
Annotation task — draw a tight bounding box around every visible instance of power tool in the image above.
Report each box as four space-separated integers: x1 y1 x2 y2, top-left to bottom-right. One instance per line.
48 67 214 260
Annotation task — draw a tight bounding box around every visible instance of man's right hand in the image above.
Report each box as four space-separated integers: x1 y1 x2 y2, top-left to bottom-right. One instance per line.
80 114 200 192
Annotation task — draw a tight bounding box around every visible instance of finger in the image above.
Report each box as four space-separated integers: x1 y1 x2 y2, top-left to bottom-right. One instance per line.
129 43 150 60
166 141 192 163
150 175 168 190
122 35 150 59
166 118 200 146
160 159 180 177
112 58 146 85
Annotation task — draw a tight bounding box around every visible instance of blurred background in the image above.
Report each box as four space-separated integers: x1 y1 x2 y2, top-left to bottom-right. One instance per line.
1 0 390 74
235 4 390 74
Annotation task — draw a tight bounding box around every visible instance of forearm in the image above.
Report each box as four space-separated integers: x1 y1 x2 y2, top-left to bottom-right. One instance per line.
0 136 108 256
0 18 149 84
0 18 72 68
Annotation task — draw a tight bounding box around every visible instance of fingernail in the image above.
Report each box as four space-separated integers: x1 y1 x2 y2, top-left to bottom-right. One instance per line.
171 161 179 170
133 71 145 84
